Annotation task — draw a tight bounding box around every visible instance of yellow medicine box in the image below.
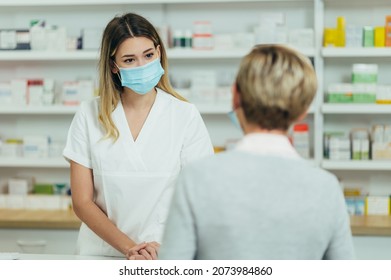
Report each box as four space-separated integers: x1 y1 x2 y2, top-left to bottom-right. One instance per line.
374 26 385 47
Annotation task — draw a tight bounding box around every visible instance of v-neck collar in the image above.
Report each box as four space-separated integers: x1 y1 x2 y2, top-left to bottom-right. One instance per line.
114 89 162 145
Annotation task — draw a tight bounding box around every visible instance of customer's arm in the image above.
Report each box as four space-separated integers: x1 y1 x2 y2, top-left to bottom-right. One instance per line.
159 171 197 259
323 177 355 260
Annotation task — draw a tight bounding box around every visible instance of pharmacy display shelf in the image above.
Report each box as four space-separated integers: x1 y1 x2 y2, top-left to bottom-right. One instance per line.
0 51 98 61
322 48 391 58
0 48 316 62
321 160 391 171
322 104 391 114
0 105 78 115
168 47 316 59
197 102 316 115
0 104 259 115
0 158 68 168
195 103 231 114
0 0 310 7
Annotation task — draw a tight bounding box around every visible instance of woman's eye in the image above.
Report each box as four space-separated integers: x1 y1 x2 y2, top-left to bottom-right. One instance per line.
124 58 135 63
146 52 154 59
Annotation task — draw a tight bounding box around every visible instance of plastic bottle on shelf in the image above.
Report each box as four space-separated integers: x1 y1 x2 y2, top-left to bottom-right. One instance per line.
292 123 310 159
30 20 46 51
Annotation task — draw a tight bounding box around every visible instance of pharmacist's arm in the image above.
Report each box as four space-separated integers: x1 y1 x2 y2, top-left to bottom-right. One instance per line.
70 161 139 256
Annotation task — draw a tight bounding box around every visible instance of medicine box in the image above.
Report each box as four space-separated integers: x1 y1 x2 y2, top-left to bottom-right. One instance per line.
8 178 33 195
352 64 378 84
363 26 374 47
327 83 353 103
374 26 385 47
0 29 30 50
365 196 390 215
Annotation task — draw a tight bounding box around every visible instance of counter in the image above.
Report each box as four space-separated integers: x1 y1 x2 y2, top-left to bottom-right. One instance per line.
0 209 80 229
0 252 122 260
1 209 391 236
350 215 391 236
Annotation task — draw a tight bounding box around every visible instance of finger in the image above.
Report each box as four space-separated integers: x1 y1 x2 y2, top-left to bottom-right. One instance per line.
150 242 160 249
145 246 158 260
128 255 146 260
132 242 148 251
127 242 147 257
139 249 153 260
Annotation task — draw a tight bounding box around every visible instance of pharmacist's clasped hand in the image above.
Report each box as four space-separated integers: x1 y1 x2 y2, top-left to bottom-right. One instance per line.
137 241 160 260
126 242 147 260
126 241 160 260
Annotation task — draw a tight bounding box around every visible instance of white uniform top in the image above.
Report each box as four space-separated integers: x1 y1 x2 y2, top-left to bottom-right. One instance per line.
63 89 214 257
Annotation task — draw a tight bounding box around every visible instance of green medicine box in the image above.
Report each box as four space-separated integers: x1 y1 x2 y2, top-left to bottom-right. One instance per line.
363 26 374 47
351 64 378 84
33 183 54 194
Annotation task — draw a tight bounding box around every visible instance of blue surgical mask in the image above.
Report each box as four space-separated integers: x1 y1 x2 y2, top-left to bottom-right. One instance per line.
115 58 164 95
228 110 241 130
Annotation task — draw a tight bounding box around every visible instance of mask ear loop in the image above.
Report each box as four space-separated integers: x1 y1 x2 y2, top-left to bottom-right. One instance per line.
112 60 122 82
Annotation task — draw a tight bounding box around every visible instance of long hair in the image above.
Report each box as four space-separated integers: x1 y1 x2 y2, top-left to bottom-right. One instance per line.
98 12 185 141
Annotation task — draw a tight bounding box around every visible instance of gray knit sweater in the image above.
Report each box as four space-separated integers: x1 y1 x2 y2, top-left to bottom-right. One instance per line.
159 151 355 260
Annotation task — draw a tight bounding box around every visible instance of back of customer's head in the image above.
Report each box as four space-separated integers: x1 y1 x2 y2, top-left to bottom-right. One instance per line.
235 44 317 131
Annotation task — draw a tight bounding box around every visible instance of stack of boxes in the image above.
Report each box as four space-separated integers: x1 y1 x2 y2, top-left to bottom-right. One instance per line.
344 187 390 216
324 125 391 161
324 15 391 48
327 64 378 104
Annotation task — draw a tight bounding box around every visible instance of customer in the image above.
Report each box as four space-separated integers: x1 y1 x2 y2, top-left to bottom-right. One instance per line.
63 13 213 259
159 44 355 260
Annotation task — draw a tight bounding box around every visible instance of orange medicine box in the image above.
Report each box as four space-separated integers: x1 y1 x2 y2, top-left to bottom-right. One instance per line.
386 15 391 26
386 26 391 47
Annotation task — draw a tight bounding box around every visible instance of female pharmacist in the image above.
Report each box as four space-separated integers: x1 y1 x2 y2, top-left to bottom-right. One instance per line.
63 13 213 259
159 45 355 260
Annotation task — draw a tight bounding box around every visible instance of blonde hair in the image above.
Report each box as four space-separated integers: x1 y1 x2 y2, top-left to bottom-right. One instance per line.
235 44 317 131
98 13 185 141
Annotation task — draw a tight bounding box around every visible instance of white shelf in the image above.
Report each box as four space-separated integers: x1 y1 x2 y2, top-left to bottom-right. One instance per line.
0 47 315 61
322 160 391 171
322 48 391 58
195 103 231 114
0 106 78 115
0 158 69 168
168 47 316 59
0 0 309 6
322 104 391 114
0 51 98 61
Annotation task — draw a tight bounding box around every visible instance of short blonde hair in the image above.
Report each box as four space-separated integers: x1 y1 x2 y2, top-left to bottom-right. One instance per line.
235 44 317 131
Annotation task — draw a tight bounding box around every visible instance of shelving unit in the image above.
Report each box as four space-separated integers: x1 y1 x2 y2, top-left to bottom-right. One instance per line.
1 0 390 248
322 104 391 114
322 160 391 171
320 0 391 243
0 48 316 61
0 158 68 168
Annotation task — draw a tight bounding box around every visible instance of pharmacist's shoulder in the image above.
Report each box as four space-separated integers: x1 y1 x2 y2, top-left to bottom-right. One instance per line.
159 89 198 114
77 96 100 116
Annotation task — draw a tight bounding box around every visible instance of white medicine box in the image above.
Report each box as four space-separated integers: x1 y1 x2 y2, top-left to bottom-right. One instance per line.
365 196 390 215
